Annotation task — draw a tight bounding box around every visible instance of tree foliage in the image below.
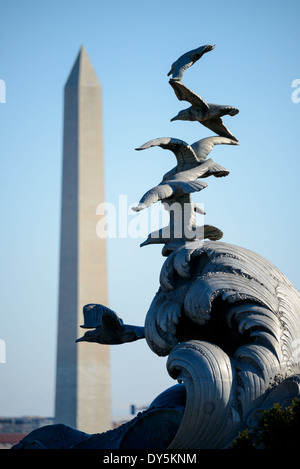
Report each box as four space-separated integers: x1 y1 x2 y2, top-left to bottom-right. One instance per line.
231 398 300 449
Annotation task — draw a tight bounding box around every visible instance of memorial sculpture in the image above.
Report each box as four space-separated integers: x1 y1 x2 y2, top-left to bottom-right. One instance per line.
13 45 300 449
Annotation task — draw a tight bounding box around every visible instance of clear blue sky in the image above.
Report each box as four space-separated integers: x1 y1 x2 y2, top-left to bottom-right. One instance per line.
0 0 299 421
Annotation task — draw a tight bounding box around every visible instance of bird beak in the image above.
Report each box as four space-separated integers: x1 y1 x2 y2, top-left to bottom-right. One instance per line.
75 336 85 343
170 115 179 122
132 203 146 212
140 238 151 247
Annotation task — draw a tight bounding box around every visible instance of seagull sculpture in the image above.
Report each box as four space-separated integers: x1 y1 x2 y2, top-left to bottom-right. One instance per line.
132 136 235 212
137 136 238 181
168 44 215 81
132 175 208 212
76 304 145 345
169 80 239 142
141 211 224 255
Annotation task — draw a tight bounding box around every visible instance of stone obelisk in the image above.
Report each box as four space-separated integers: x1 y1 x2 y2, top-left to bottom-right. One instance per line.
55 46 111 434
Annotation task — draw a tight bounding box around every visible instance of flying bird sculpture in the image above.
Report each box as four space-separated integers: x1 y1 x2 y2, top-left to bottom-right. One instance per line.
169 80 239 141
168 44 215 81
132 136 234 212
76 304 145 345
132 175 208 213
137 136 238 180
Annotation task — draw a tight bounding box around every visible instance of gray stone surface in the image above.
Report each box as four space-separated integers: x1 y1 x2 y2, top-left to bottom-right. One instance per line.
145 240 300 448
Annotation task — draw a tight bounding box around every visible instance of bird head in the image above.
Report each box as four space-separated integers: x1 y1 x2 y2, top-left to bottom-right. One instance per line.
76 329 100 343
170 107 193 122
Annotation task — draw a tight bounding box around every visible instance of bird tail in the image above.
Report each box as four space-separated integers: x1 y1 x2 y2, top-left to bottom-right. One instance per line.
208 162 230 178
168 180 208 196
181 161 229 180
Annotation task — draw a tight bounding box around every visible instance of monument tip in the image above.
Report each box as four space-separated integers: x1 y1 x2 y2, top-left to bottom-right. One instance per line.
65 45 100 88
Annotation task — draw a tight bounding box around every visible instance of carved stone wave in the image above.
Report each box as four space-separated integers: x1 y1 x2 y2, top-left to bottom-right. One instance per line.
143 240 300 447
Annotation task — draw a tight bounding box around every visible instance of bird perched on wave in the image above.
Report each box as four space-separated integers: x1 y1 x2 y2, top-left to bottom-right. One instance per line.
132 136 235 212
168 44 215 81
76 304 145 345
169 80 239 142
141 218 223 256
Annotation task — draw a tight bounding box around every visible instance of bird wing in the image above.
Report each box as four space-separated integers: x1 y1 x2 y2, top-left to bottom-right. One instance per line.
203 225 223 241
132 183 175 211
167 44 215 80
81 304 123 330
191 136 239 161
127 325 145 339
136 137 199 170
102 309 124 330
168 179 208 196
169 80 209 110
201 117 239 142
133 179 207 212
82 304 103 328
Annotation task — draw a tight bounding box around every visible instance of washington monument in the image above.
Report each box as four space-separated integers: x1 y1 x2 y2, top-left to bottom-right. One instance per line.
55 46 111 434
